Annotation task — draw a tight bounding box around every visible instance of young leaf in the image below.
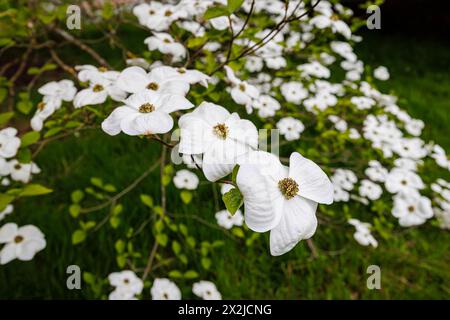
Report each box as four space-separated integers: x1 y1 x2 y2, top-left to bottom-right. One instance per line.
204 5 229 20
222 188 243 214
20 131 40 148
19 184 53 197
180 190 193 204
72 229 86 245
227 0 244 12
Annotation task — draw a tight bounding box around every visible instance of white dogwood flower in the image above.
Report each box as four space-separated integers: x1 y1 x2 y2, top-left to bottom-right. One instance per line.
151 278 181 300
348 219 378 248
0 128 21 158
108 270 143 300
74 74 126 108
116 66 190 96
224 66 259 113
236 151 333 256
373 66 390 81
102 90 193 136
280 81 308 104
8 160 41 183
276 117 305 141
0 223 46 265
253 95 281 118
215 209 244 230
144 33 186 62
359 179 382 201
37 79 77 108
385 168 424 195
178 102 258 182
173 169 199 190
192 281 222 300
392 193 433 227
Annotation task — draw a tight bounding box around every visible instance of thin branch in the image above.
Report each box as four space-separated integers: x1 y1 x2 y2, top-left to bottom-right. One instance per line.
49 49 77 77
54 28 111 68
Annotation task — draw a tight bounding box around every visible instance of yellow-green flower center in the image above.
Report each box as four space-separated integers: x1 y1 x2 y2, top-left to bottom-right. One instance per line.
147 82 159 90
213 123 229 139
98 66 108 72
37 102 46 111
239 83 246 91
14 235 24 243
93 84 104 92
278 177 299 200
139 103 155 113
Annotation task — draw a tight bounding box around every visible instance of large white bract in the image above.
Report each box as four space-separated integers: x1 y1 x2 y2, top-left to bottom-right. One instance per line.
1 0 449 301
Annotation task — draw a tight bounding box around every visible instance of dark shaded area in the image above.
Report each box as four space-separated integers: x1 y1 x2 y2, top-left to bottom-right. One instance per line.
343 0 450 40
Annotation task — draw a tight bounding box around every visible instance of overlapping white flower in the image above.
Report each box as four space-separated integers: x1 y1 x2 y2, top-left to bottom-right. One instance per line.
102 90 193 136
178 102 258 182
348 219 378 248
108 270 143 300
192 280 222 300
215 209 244 230
151 278 182 300
0 223 46 265
236 151 333 256
144 33 186 62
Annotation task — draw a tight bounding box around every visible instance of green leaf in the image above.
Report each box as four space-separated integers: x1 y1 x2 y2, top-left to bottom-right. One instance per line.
103 184 117 193
187 36 208 48
69 204 81 218
16 148 31 163
156 233 168 247
112 204 123 216
0 111 13 125
201 257 212 270
222 188 243 215
184 270 199 279
20 131 40 148
180 190 193 204
71 190 84 203
43 127 62 138
140 194 154 208
117 255 126 268
179 254 188 265
83 272 96 284
0 193 14 212
186 236 196 248
110 216 121 229
168 270 183 278
227 0 244 12
115 239 125 253
19 184 53 197
172 240 181 255
231 165 240 183
231 227 245 238
72 229 86 245
90 177 103 188
155 219 164 233
204 5 229 20
179 223 188 236
16 100 33 114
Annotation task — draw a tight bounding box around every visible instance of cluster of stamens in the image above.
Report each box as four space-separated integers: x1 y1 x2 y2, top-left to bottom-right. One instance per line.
147 82 159 90
278 178 299 200
213 123 229 139
139 103 155 113
93 84 104 92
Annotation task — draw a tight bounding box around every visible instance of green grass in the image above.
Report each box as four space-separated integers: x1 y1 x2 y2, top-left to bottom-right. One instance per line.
1 32 449 299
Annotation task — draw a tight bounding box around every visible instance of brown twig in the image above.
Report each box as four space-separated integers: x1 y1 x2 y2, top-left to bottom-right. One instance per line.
49 49 77 77
54 28 111 68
